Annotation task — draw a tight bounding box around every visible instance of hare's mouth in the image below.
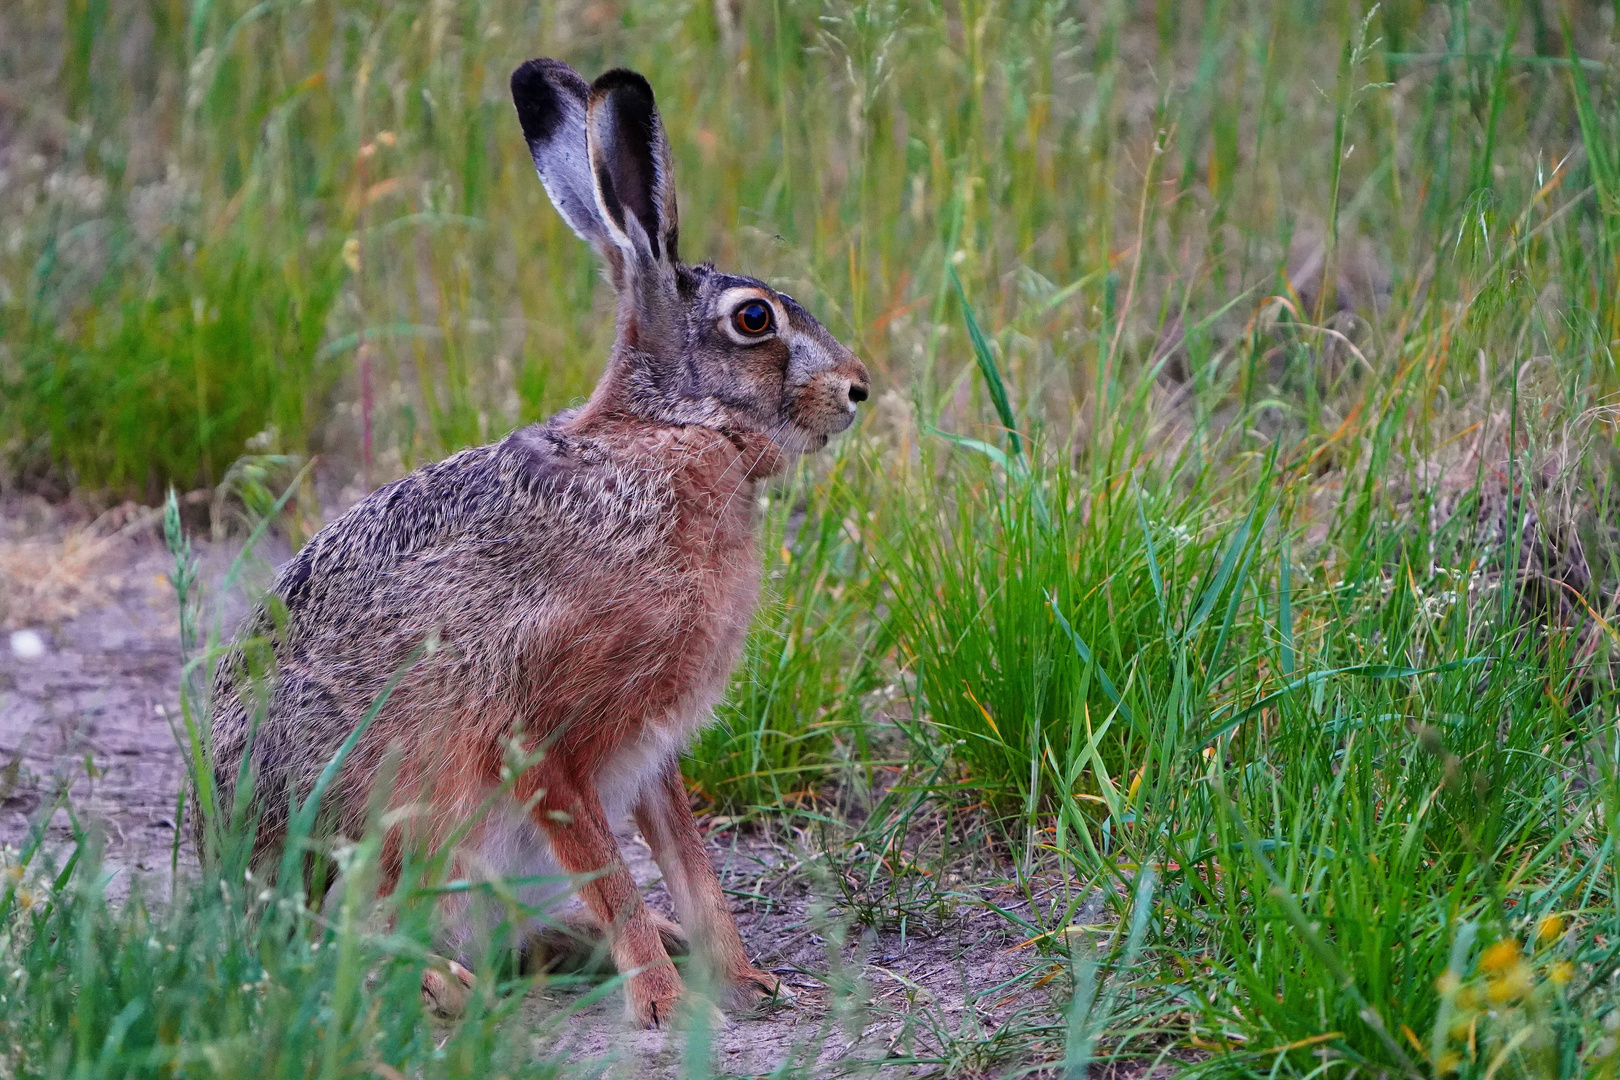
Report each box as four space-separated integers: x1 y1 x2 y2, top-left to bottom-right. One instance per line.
777 425 832 454
790 402 859 448
781 386 859 448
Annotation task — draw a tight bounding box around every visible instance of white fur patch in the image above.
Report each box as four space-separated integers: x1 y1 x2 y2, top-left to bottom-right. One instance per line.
596 723 687 823
438 795 569 958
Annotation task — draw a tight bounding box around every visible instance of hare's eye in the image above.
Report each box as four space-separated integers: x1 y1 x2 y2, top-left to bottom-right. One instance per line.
732 301 774 337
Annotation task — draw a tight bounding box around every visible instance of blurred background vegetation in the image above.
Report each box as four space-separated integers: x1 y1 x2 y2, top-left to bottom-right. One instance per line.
4 0 1608 500
5 1 1620 1076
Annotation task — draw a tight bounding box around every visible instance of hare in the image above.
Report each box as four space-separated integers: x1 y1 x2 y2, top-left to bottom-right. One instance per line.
202 58 869 1027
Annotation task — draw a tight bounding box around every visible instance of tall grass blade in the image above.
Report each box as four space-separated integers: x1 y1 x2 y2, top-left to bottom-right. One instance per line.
1049 591 1135 731
948 264 1022 457
275 640 431 891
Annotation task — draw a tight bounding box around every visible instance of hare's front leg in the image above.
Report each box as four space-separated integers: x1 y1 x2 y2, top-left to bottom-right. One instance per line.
633 761 789 1012
520 767 684 1027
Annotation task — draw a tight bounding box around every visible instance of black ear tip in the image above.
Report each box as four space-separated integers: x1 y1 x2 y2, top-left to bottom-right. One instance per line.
590 68 656 106
510 57 559 99
511 58 587 143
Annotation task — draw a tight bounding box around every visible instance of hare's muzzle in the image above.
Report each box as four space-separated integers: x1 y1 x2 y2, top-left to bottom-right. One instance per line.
819 357 871 436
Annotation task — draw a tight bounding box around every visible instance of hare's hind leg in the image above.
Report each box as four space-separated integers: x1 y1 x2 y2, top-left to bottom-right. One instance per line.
315 827 478 1018
516 764 685 1028
421 957 476 1017
523 907 688 973
633 761 790 1013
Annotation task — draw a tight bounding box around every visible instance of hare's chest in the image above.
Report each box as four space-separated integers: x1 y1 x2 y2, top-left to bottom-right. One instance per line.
653 507 761 726
534 439 763 741
587 512 757 812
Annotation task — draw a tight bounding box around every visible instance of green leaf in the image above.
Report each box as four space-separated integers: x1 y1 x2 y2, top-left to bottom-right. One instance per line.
1186 499 1259 639
1049 592 1136 732
948 264 1023 457
1136 492 1166 627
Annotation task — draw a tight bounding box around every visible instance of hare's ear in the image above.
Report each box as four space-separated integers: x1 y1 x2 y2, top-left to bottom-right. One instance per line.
585 69 680 273
511 59 621 258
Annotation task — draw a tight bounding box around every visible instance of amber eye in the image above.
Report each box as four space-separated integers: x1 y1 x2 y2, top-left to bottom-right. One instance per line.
732 300 774 337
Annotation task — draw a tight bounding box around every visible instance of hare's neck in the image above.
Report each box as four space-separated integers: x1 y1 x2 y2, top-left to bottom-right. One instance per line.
672 429 782 520
568 360 792 482
576 348 783 442
715 429 790 482
665 431 771 575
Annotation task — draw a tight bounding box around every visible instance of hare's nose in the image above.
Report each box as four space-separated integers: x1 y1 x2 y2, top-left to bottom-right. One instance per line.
848 382 869 404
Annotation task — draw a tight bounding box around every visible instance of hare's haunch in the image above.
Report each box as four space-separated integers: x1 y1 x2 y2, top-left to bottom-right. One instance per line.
203 58 870 1028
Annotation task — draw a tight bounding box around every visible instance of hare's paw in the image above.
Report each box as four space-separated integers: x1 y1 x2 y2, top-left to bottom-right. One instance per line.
626 964 686 1029
422 957 476 1018
724 965 793 1014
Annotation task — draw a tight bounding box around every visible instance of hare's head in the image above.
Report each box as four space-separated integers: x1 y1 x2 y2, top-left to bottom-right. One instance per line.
512 59 870 454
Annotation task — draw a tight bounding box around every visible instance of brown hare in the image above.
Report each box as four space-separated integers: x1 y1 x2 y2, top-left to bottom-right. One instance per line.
203 57 869 1028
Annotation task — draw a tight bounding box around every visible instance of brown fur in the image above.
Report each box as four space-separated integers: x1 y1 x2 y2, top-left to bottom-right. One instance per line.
201 60 868 1027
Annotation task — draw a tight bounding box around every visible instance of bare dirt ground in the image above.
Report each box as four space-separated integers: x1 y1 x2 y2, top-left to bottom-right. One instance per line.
535 825 1066 1077
0 494 289 899
0 494 1068 1078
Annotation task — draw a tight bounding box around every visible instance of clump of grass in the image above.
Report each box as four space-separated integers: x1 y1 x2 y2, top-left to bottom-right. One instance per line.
0 835 579 1080
4 235 347 496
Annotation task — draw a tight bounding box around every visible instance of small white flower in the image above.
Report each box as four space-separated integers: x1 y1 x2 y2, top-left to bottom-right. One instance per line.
9 630 45 661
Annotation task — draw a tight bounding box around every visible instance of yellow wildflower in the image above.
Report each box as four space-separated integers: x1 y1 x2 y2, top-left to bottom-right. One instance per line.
1479 939 1520 974
1485 960 1535 1004
1537 915 1563 944
1550 961 1574 987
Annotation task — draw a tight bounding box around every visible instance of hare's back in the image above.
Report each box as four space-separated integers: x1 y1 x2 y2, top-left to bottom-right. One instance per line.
273 421 669 648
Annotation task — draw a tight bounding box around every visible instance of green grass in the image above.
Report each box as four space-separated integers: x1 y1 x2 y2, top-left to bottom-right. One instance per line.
5 0 1620 1076
0 840 579 1079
